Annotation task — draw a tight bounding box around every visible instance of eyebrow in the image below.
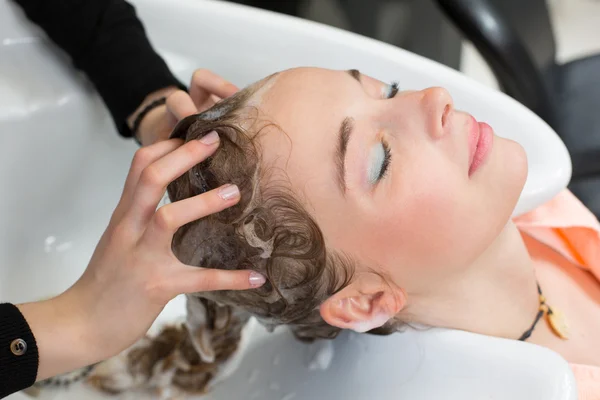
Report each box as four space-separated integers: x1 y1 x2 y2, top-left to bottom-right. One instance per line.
335 70 362 195
346 69 361 82
336 117 353 194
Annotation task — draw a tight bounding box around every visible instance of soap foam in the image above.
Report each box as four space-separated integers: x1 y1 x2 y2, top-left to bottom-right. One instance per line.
308 340 334 371
347 312 391 333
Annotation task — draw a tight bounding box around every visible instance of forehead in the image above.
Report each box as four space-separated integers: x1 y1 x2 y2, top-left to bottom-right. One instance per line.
260 68 350 121
255 68 352 197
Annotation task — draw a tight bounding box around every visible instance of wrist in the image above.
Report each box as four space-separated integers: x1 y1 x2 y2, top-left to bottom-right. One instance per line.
127 86 178 145
16 295 93 381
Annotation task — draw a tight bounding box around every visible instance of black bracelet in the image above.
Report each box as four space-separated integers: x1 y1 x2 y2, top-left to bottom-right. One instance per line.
131 97 167 146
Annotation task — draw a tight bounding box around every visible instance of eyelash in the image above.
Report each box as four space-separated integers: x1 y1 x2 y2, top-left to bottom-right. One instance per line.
376 81 397 182
384 81 400 99
378 140 392 182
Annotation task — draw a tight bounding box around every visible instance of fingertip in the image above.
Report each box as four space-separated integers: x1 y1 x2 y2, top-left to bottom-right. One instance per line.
248 271 266 288
176 268 265 294
224 83 240 97
216 184 240 202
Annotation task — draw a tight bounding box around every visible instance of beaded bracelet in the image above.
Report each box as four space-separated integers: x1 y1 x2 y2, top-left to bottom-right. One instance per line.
131 97 167 146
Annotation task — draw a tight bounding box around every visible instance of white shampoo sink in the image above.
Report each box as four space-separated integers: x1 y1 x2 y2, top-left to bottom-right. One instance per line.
0 0 576 399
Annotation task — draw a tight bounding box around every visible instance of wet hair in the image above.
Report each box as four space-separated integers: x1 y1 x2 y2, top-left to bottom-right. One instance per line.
167 79 398 342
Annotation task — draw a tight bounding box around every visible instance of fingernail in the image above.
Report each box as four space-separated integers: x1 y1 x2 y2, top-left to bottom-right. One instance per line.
199 130 219 145
249 271 266 288
217 184 240 201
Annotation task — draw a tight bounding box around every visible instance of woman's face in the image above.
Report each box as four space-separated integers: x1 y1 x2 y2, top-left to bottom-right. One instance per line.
255 67 527 295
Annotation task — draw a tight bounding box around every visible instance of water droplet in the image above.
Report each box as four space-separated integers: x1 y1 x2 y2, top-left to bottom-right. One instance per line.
272 354 280 366
44 236 56 253
281 393 297 400
269 382 280 391
250 391 262 400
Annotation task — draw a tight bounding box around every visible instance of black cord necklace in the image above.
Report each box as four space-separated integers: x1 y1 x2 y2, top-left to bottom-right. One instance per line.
518 282 569 341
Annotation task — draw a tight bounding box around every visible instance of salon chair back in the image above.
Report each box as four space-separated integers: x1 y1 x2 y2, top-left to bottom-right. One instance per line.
435 0 600 216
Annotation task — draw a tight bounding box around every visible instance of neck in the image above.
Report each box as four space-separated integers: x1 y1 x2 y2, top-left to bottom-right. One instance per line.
405 222 540 340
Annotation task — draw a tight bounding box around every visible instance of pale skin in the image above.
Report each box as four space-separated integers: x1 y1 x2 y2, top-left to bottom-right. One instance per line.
14 70 267 382
248 67 600 367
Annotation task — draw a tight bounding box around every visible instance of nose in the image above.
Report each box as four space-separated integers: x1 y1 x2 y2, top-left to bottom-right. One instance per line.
421 87 454 139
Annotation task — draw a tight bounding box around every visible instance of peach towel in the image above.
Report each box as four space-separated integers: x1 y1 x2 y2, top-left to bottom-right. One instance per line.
515 190 600 399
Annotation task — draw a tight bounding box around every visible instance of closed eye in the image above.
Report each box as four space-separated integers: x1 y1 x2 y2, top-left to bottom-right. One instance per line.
369 81 398 184
382 81 399 99
368 140 392 184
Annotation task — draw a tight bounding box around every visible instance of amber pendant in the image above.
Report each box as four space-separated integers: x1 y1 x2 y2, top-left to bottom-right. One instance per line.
546 307 569 340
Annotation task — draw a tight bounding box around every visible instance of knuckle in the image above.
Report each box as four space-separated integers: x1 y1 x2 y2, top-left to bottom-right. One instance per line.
154 206 176 232
140 164 164 188
132 147 155 170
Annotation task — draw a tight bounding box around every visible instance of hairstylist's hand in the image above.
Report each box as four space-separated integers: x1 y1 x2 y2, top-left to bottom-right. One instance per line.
134 69 239 146
19 138 264 381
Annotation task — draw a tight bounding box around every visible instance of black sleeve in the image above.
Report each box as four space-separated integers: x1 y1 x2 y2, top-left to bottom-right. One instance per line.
11 0 187 138
0 303 39 398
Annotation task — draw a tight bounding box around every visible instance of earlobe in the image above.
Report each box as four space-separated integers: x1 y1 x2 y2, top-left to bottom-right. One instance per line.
320 287 404 333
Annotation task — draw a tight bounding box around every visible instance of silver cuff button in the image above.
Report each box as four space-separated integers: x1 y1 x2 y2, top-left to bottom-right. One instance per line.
10 338 27 356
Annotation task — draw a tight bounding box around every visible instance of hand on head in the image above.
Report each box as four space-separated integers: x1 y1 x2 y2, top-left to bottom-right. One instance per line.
71 134 264 355
134 69 239 146
19 74 264 381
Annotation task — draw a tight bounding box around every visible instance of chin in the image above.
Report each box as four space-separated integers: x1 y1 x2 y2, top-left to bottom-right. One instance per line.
480 136 526 216
499 138 528 209
508 139 528 188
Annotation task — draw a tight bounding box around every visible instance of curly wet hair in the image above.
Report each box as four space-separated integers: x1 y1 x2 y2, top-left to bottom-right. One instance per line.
167 79 397 342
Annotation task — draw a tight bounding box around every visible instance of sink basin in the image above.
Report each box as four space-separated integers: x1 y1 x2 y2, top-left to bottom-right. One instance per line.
0 0 576 399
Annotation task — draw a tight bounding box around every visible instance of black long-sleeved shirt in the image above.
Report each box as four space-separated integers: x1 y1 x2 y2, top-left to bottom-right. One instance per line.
11 0 186 138
1 1 186 397
0 304 38 398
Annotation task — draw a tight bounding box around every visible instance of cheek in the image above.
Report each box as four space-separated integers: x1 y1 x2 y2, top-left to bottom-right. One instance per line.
383 178 474 268
370 161 502 282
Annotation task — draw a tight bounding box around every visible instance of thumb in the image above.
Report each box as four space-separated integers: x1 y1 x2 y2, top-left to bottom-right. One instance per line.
168 265 266 295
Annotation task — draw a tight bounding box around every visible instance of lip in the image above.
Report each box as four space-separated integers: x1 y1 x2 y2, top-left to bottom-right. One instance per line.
468 115 494 177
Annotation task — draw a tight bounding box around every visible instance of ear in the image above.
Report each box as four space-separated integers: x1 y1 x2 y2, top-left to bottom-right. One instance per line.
319 276 405 333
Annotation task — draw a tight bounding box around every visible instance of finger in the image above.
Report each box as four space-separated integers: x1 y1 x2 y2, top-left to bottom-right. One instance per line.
169 266 266 294
166 90 198 121
144 184 240 246
128 136 220 225
189 69 239 111
113 139 183 221
196 94 221 115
